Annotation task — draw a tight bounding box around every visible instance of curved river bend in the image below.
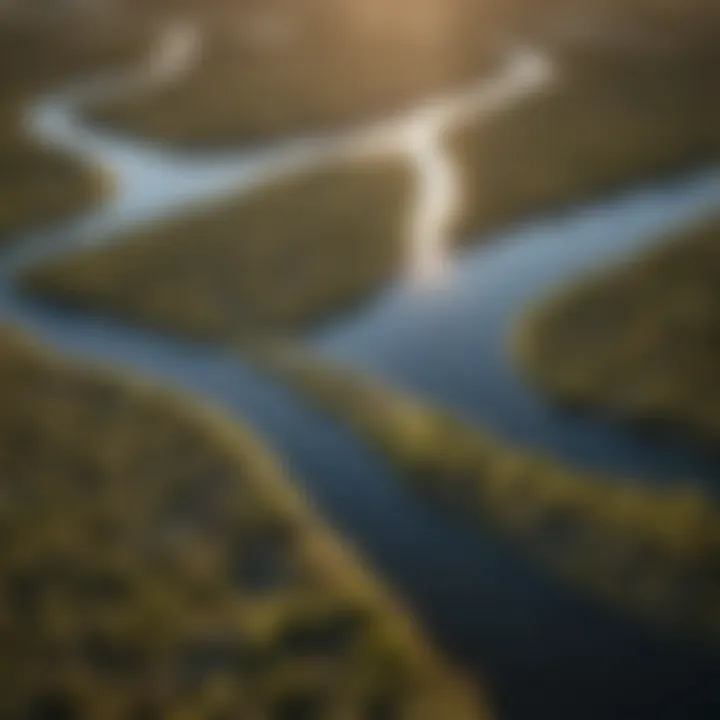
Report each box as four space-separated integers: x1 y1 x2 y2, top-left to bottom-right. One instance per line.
2 34 720 720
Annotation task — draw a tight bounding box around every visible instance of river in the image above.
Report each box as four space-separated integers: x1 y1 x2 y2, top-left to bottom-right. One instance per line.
2 27 720 720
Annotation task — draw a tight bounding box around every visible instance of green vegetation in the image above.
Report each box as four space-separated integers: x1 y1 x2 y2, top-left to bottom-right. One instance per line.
0 3 154 240
252 346 720 641
0 327 487 719
23 155 413 339
516 216 720 444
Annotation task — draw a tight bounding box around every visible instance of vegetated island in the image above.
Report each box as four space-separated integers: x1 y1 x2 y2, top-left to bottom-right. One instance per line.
250 346 720 643
0 4 158 240
0 327 487 719
22 155 414 339
516 216 720 445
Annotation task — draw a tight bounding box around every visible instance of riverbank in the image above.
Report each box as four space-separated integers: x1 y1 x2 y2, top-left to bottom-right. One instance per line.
0 327 486 719
516 215 720 445
252 346 720 643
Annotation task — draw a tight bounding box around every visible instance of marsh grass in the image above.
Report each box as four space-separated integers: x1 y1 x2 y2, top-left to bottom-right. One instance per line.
516 216 720 444
253 346 720 642
23 155 414 339
0 327 487 719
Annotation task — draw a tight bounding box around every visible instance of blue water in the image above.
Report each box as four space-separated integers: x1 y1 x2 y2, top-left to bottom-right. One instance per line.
318 167 720 492
2 84 720 719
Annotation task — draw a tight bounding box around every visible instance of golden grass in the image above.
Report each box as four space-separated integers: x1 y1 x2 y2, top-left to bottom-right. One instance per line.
516 216 720 444
0 326 488 719
86 0 504 148
23 155 414 339
252 346 720 642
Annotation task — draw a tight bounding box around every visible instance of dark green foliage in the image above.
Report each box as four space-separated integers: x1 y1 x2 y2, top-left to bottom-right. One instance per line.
0 328 485 719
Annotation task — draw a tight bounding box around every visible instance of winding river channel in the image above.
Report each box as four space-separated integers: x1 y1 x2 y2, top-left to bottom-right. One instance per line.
3 26 720 720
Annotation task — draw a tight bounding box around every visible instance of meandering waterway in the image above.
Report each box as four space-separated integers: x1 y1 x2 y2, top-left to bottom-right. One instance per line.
2 24 719 720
